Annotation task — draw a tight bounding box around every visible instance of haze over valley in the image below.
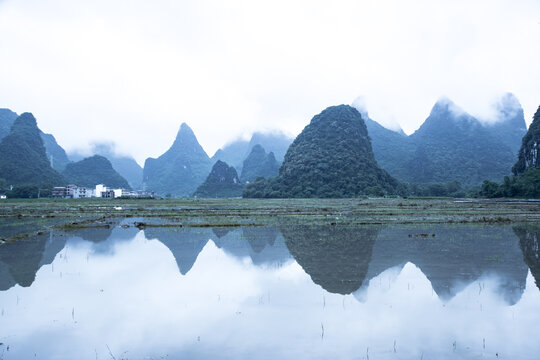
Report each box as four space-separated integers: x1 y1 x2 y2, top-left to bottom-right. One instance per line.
2 91 539 198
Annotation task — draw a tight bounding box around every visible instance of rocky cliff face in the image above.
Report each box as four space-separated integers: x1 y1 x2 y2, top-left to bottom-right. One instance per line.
513 105 540 175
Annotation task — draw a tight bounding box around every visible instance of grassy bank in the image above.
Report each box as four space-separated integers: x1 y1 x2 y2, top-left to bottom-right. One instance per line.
1 197 539 243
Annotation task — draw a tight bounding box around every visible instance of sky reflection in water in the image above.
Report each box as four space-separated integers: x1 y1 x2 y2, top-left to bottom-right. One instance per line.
0 223 539 359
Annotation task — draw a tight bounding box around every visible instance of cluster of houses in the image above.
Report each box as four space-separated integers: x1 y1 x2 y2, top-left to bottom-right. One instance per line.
52 184 155 199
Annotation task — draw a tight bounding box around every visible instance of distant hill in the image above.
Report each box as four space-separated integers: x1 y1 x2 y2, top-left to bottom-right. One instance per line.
244 105 405 198
70 143 143 190
407 98 517 184
0 113 64 187
211 139 249 172
481 104 540 198
0 108 69 172
62 155 130 189
212 131 293 172
240 144 279 183
106 156 142 190
193 160 244 198
489 93 528 156
143 123 212 196
365 94 527 186
364 117 416 181
248 132 292 163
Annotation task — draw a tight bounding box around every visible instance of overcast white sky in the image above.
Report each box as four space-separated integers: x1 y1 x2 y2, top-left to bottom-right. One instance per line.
0 0 539 165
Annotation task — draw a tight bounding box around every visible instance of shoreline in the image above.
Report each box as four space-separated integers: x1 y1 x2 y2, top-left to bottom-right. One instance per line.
1 198 539 244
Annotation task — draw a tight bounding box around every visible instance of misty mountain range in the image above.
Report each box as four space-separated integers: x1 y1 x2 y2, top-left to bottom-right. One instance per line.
0 92 536 197
364 93 527 186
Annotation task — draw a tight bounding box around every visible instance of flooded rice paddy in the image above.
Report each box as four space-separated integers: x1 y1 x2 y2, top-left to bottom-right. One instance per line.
0 220 539 359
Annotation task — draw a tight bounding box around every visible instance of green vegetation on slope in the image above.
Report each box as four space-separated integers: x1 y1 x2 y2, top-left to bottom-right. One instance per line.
1 108 71 173
366 95 526 186
244 105 405 198
0 113 64 187
62 155 130 189
364 117 416 181
480 168 540 198
406 99 519 185
513 105 540 175
480 105 540 199
70 143 143 190
193 160 244 198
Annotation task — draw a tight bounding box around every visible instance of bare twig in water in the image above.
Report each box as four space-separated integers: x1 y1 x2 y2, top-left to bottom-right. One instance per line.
321 323 324 339
106 344 116 360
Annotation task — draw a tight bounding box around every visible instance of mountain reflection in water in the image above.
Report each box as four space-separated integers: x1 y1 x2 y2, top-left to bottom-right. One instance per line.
0 222 538 299
282 225 380 294
0 221 539 359
514 224 540 290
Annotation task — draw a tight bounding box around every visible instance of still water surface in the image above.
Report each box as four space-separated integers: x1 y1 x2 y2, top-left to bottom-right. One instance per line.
0 221 539 359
